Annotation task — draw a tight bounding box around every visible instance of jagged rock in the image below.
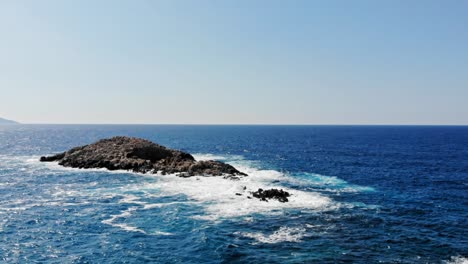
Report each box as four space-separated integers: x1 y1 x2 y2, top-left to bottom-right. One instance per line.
40 136 247 177
251 188 290 202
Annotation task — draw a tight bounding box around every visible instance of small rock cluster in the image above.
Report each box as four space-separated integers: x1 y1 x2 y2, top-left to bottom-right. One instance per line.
251 188 291 203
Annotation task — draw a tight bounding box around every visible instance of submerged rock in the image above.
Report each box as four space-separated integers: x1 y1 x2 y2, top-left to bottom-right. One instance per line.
252 188 290 203
40 136 247 177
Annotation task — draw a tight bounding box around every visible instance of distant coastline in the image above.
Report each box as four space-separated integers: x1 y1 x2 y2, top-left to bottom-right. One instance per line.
0 117 19 125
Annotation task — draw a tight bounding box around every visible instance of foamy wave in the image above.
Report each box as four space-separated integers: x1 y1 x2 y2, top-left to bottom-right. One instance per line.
0 198 43 212
5 154 375 221
193 153 262 169
445 256 468 264
140 163 334 220
101 206 173 235
142 201 199 210
235 226 306 244
152 231 173 236
118 194 148 205
102 207 147 234
287 172 376 193
192 153 232 161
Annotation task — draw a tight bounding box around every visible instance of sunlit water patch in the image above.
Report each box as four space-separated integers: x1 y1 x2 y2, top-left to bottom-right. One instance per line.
0 153 366 236
0 125 466 263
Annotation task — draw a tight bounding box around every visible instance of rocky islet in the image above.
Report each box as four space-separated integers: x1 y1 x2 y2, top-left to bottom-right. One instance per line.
40 136 293 202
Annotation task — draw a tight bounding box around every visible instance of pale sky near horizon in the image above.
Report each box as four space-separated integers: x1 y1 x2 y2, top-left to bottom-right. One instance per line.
1 0 467 124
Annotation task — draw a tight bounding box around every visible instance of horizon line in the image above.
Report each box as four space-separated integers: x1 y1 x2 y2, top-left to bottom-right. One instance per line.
8 123 468 126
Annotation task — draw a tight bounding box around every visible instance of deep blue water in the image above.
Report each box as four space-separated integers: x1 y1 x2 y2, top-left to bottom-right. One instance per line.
0 125 466 263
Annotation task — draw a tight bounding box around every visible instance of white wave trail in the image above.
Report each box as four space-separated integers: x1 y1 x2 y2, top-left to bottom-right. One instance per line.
101 207 147 234
445 256 468 264
101 206 173 235
235 226 307 244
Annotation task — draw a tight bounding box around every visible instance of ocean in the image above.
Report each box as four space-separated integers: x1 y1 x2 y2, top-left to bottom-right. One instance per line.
0 125 466 263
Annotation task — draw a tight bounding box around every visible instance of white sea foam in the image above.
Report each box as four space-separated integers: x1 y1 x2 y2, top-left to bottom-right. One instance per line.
152 231 173 236
44 162 140 175
270 172 376 193
118 194 148 205
193 153 233 161
102 207 146 234
193 153 250 162
107 222 146 234
0 197 93 212
138 161 334 220
8 154 376 221
445 256 468 264
235 226 307 244
0 198 42 212
307 173 376 192
101 206 173 235
142 201 199 210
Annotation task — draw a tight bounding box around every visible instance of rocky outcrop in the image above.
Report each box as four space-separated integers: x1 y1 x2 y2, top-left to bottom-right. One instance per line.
40 136 247 177
252 188 291 202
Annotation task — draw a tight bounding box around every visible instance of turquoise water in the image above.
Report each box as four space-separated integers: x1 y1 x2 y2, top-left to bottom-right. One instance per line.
0 125 466 263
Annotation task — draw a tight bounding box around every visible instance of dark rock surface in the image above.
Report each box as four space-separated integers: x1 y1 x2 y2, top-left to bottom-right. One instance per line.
252 188 291 202
40 136 247 177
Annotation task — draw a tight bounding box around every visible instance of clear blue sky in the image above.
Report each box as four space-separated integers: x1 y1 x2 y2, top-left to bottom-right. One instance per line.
1 0 467 124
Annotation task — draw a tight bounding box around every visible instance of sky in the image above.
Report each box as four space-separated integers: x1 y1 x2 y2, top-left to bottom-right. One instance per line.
0 0 467 125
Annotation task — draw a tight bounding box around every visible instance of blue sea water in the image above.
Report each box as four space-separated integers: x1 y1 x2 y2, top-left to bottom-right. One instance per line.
0 125 466 263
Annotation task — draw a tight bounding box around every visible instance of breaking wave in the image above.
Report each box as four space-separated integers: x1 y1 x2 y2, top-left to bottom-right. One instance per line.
0 153 375 233
235 226 307 244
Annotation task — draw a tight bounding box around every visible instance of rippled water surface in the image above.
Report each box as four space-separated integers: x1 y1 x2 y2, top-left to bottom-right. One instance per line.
0 125 466 263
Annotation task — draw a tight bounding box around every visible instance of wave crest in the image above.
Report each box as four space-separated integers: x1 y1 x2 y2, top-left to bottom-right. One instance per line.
235 226 307 244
